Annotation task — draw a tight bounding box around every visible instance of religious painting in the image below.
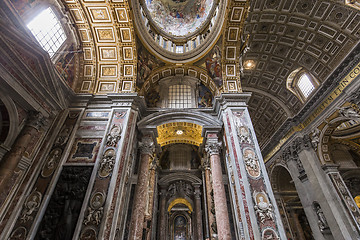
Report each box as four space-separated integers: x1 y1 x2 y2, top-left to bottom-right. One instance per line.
173 215 188 240
55 45 76 87
145 82 161 107
198 83 213 108
137 42 164 89
205 45 222 87
145 0 214 37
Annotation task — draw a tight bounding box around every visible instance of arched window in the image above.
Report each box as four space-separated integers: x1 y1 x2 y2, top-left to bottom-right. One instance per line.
27 7 67 57
286 68 318 102
297 73 315 98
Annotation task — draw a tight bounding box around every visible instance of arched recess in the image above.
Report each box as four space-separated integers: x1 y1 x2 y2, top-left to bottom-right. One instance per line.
139 110 221 129
139 65 220 96
270 164 314 240
318 113 360 165
0 94 20 159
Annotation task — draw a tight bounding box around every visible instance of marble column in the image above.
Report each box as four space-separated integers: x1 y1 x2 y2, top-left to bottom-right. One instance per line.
202 157 215 238
205 140 231 240
194 185 204 240
128 136 155 240
145 158 158 240
0 111 46 190
158 188 167 240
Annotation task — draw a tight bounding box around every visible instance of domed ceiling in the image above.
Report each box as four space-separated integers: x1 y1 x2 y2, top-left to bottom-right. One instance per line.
144 0 214 37
6 0 360 155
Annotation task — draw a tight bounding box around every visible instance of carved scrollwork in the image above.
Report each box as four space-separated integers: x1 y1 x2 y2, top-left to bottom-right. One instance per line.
106 124 122 147
98 149 116 178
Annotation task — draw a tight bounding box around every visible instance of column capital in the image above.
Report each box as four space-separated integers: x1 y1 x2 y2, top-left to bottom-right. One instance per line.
26 111 47 131
139 136 155 155
205 141 222 156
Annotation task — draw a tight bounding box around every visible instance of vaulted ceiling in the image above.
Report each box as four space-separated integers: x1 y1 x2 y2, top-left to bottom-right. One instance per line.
4 0 360 151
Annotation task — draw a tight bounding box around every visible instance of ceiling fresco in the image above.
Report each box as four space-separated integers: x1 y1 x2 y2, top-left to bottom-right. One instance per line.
144 0 214 37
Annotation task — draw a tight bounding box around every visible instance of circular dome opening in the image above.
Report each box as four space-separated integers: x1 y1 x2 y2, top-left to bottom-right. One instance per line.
144 0 214 38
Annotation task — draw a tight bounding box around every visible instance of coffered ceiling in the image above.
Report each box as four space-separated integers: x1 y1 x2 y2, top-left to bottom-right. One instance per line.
5 0 360 151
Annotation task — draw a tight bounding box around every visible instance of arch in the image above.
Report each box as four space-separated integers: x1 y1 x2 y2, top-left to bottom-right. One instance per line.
139 65 219 97
318 114 360 165
0 93 20 149
158 172 202 187
138 110 222 133
168 198 193 213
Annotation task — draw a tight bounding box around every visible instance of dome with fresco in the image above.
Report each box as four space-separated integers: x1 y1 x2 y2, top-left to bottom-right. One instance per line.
132 0 226 62
144 0 215 38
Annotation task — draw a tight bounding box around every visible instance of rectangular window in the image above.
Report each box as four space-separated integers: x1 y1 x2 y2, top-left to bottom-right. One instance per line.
27 7 66 57
168 85 192 108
